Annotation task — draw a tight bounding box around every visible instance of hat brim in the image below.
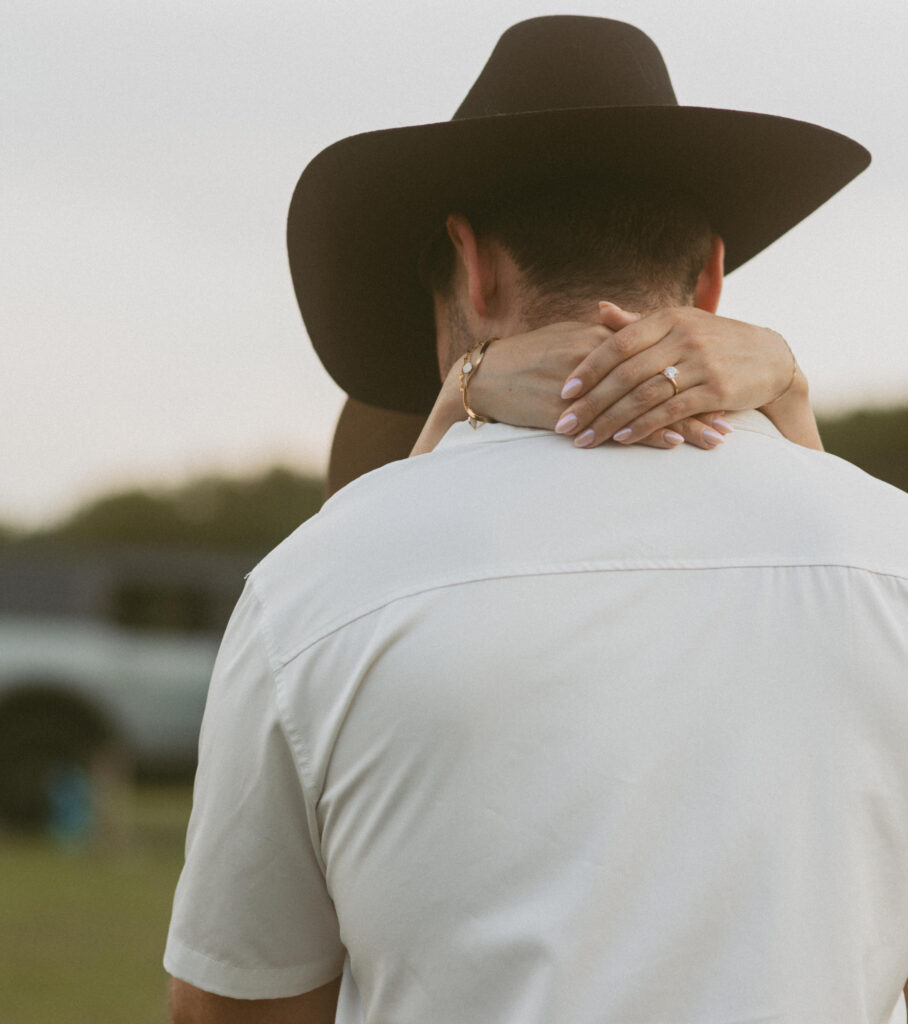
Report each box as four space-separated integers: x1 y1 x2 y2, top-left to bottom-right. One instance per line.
288 106 869 415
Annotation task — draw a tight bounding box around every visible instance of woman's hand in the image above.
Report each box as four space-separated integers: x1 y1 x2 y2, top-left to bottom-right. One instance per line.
554 303 821 450
463 312 731 450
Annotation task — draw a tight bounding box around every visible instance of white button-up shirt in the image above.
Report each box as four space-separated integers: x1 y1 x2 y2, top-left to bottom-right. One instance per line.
166 412 908 1023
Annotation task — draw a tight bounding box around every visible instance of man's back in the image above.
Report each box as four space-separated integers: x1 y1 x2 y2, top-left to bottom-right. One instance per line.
167 412 908 1022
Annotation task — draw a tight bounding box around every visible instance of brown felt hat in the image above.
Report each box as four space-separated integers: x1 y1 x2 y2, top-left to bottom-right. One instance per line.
288 15 870 416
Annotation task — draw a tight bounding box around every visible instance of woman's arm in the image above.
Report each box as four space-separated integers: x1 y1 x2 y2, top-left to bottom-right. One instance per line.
410 366 467 457
411 303 822 456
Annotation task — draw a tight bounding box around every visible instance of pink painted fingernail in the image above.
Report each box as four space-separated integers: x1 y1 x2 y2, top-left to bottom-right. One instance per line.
575 429 595 447
561 378 583 399
712 417 734 434
663 430 685 446
555 412 577 434
702 428 724 447
612 428 632 442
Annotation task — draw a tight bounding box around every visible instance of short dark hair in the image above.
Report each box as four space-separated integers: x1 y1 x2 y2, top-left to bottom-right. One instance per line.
418 177 713 320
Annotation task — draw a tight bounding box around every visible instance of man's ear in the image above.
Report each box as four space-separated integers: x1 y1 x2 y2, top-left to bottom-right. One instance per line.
693 234 725 313
445 213 496 318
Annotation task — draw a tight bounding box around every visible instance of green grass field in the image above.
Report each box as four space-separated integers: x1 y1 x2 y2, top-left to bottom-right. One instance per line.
0 785 193 1024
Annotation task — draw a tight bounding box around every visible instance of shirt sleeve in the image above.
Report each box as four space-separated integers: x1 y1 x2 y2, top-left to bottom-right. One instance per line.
163 583 345 998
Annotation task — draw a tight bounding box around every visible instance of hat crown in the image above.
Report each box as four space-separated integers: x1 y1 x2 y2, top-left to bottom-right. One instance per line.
454 16 677 121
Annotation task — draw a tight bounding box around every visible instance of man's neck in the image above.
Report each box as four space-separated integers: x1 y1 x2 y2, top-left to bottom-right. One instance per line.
434 294 603 380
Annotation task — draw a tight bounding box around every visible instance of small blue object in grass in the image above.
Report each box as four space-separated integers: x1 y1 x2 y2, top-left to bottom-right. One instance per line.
46 765 93 845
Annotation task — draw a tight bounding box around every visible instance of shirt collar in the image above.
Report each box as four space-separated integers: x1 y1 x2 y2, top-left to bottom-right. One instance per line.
723 409 785 439
434 409 784 452
434 421 551 451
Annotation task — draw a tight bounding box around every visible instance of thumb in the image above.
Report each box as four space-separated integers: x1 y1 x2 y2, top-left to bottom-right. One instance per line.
598 301 640 331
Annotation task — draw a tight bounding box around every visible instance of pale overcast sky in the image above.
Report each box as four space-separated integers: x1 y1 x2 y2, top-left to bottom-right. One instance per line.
3 1 907 528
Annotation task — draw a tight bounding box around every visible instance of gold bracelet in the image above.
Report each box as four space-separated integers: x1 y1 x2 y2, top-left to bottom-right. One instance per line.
763 333 798 406
459 337 499 428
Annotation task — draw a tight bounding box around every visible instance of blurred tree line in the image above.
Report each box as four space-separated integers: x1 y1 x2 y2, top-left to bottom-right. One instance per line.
3 468 325 553
817 405 908 492
0 405 905 551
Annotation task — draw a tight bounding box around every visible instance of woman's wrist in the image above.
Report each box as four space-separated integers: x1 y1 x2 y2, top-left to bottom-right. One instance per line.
468 335 569 430
758 365 823 450
760 331 798 406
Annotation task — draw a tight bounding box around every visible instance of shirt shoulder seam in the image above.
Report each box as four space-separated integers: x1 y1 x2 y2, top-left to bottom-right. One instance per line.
263 560 908 670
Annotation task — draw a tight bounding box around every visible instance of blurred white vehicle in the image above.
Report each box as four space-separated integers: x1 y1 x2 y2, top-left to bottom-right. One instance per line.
0 614 218 829
0 545 253 831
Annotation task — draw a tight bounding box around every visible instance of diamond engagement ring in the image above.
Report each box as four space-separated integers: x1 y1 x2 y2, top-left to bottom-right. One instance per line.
661 365 680 396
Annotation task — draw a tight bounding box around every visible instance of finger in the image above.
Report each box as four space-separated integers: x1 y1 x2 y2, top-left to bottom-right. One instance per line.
573 418 688 451
597 301 640 331
561 308 688 402
665 416 726 450
710 414 733 435
635 429 687 450
564 365 694 442
573 380 717 448
598 384 725 447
